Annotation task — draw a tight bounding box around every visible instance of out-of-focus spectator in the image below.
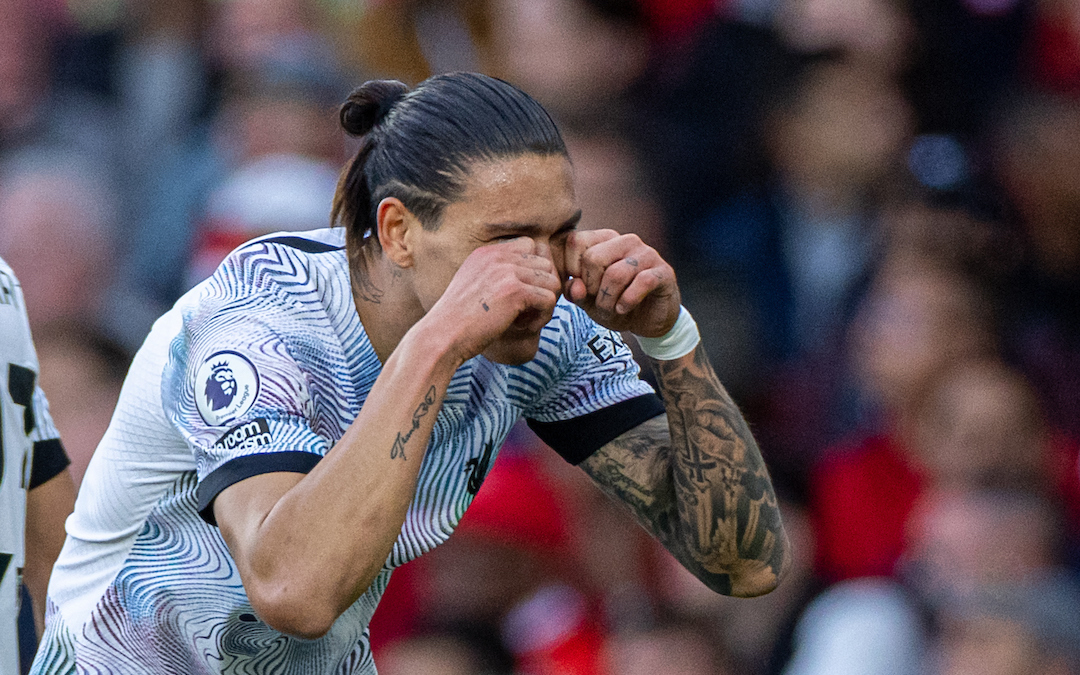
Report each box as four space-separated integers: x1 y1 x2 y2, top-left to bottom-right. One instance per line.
681 59 912 463
182 45 345 287
788 486 1078 675
782 578 927 675
993 93 1080 438
759 59 909 355
810 255 996 582
911 359 1080 561
0 151 118 331
774 0 914 75
488 0 649 126
114 35 345 341
603 619 733 675
848 255 995 432
107 0 348 348
33 322 131 487
905 488 1080 674
911 360 1047 492
933 576 1080 675
904 489 1065 604
376 632 488 675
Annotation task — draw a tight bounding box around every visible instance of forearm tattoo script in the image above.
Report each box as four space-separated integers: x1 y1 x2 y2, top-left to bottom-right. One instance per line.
580 344 788 595
390 386 437 460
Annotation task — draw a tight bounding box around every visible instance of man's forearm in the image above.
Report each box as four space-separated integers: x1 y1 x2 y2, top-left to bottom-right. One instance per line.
651 343 789 595
215 323 461 638
580 344 790 596
25 470 76 636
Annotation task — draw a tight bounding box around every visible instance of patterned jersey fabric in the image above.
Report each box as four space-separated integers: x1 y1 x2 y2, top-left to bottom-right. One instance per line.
32 228 658 674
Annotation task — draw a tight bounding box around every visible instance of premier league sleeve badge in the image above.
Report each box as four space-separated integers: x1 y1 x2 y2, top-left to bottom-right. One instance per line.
195 350 261 426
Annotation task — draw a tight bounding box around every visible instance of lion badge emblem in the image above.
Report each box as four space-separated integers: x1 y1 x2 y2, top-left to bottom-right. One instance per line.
195 351 260 426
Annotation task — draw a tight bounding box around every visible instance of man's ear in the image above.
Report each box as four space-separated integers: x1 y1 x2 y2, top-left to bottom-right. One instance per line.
376 197 416 268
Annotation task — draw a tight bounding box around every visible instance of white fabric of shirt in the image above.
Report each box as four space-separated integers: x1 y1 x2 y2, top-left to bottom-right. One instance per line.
32 228 652 674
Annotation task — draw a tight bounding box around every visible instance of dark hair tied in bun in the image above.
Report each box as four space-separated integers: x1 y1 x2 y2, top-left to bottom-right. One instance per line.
339 80 409 137
332 72 566 259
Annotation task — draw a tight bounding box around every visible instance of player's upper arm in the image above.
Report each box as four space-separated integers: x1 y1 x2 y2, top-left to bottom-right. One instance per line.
25 469 76 574
213 471 305 571
25 467 76 636
164 295 330 526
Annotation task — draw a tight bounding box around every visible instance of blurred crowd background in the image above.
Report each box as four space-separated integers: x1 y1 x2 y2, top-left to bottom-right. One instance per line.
4 0 1080 673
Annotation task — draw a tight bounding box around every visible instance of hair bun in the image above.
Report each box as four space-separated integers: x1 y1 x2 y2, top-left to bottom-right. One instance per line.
339 80 410 137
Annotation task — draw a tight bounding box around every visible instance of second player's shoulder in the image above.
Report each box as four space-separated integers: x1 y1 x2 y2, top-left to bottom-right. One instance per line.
0 255 24 313
0 256 34 364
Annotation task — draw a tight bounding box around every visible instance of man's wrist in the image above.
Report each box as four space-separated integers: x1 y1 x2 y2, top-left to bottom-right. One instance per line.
403 315 470 371
633 306 700 361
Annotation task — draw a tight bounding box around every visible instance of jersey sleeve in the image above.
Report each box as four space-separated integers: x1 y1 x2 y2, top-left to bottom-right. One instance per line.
1 259 69 489
28 385 70 489
164 295 330 526
523 304 665 464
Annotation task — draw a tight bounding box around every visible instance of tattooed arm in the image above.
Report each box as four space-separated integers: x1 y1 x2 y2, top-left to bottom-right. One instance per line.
564 229 790 596
580 345 790 596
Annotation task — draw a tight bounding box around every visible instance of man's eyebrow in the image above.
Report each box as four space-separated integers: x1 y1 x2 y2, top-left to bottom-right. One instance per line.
484 210 582 236
558 210 583 232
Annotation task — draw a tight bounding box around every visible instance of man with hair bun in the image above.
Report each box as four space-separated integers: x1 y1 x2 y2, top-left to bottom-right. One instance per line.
33 72 789 674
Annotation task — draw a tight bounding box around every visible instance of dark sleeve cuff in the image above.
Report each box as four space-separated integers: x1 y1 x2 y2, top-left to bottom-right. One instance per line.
526 393 666 465
197 451 323 526
29 439 70 489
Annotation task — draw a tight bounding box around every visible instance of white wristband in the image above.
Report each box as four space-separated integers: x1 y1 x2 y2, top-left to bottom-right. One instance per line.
633 306 700 360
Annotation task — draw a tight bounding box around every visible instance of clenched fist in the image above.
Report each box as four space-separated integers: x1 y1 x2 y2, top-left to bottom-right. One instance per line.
423 236 563 365
564 230 681 338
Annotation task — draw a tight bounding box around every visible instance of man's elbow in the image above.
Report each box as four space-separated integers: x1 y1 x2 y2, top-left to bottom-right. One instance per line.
693 566 783 598
727 566 785 597
698 545 792 598
247 584 340 640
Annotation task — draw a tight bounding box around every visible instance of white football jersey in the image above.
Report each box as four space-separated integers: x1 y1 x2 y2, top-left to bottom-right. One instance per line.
32 228 661 674
1 257 63 675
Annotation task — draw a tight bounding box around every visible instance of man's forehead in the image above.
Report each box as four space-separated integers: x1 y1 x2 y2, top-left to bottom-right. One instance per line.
460 155 574 200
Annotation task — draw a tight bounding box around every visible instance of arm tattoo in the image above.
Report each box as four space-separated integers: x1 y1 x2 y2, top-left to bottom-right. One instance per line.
581 344 789 595
390 386 437 460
